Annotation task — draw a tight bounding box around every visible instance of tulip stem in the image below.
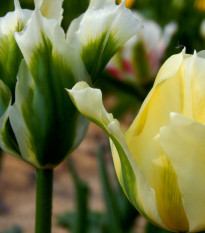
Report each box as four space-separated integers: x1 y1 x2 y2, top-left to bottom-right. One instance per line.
35 168 53 233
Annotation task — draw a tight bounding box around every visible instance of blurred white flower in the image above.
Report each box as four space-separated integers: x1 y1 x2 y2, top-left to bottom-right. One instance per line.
200 19 205 39
107 12 178 84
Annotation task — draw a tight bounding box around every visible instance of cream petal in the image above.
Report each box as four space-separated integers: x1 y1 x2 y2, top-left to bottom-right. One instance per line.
0 1 31 36
181 52 205 124
66 82 166 228
160 113 205 232
124 50 190 231
34 0 64 24
88 0 115 9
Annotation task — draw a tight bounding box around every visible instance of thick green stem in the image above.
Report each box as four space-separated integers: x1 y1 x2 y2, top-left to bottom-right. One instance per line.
35 168 53 233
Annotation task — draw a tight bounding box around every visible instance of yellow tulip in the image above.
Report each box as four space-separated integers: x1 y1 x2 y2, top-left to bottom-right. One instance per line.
67 49 205 232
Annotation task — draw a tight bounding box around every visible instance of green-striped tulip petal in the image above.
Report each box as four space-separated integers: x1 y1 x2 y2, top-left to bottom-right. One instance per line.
0 0 32 94
9 9 89 168
66 0 142 82
0 80 20 159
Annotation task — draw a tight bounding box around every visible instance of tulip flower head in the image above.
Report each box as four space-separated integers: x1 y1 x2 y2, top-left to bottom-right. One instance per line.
0 0 141 168
67 49 205 232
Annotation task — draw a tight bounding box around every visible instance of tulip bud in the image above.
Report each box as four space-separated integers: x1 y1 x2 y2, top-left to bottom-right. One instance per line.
67 50 205 232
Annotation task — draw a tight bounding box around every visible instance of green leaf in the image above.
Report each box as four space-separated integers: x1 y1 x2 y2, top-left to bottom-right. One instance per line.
3 225 23 233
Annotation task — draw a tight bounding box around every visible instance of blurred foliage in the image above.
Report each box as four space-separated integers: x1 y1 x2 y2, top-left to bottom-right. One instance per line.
2 225 23 233
61 0 89 30
134 0 205 54
58 145 139 233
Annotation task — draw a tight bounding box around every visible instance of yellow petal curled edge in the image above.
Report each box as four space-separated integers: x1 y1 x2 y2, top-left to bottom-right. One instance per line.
66 81 166 229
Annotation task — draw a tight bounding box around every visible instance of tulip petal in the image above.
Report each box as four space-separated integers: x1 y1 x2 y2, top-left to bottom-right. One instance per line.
0 80 20 158
124 50 189 231
11 10 89 168
160 113 205 232
0 1 31 93
181 52 205 124
66 81 166 229
66 0 142 81
34 0 64 24
14 9 89 83
88 0 115 9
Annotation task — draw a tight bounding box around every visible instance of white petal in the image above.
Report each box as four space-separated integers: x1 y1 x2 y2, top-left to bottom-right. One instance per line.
14 8 89 83
0 3 31 36
66 0 141 79
34 0 64 24
88 0 115 9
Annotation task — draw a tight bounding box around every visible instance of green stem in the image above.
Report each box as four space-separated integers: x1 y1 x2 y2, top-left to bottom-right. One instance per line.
35 168 53 233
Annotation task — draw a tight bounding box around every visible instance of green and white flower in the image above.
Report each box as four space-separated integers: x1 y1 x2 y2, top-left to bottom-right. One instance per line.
67 0 142 82
0 0 141 168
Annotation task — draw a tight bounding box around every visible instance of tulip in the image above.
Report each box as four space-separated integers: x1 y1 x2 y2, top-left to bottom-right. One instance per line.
67 49 205 232
0 0 141 168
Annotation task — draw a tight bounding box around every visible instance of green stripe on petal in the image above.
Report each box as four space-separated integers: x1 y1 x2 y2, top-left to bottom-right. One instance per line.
11 10 89 168
67 0 142 82
66 82 166 229
0 3 31 94
0 80 20 159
